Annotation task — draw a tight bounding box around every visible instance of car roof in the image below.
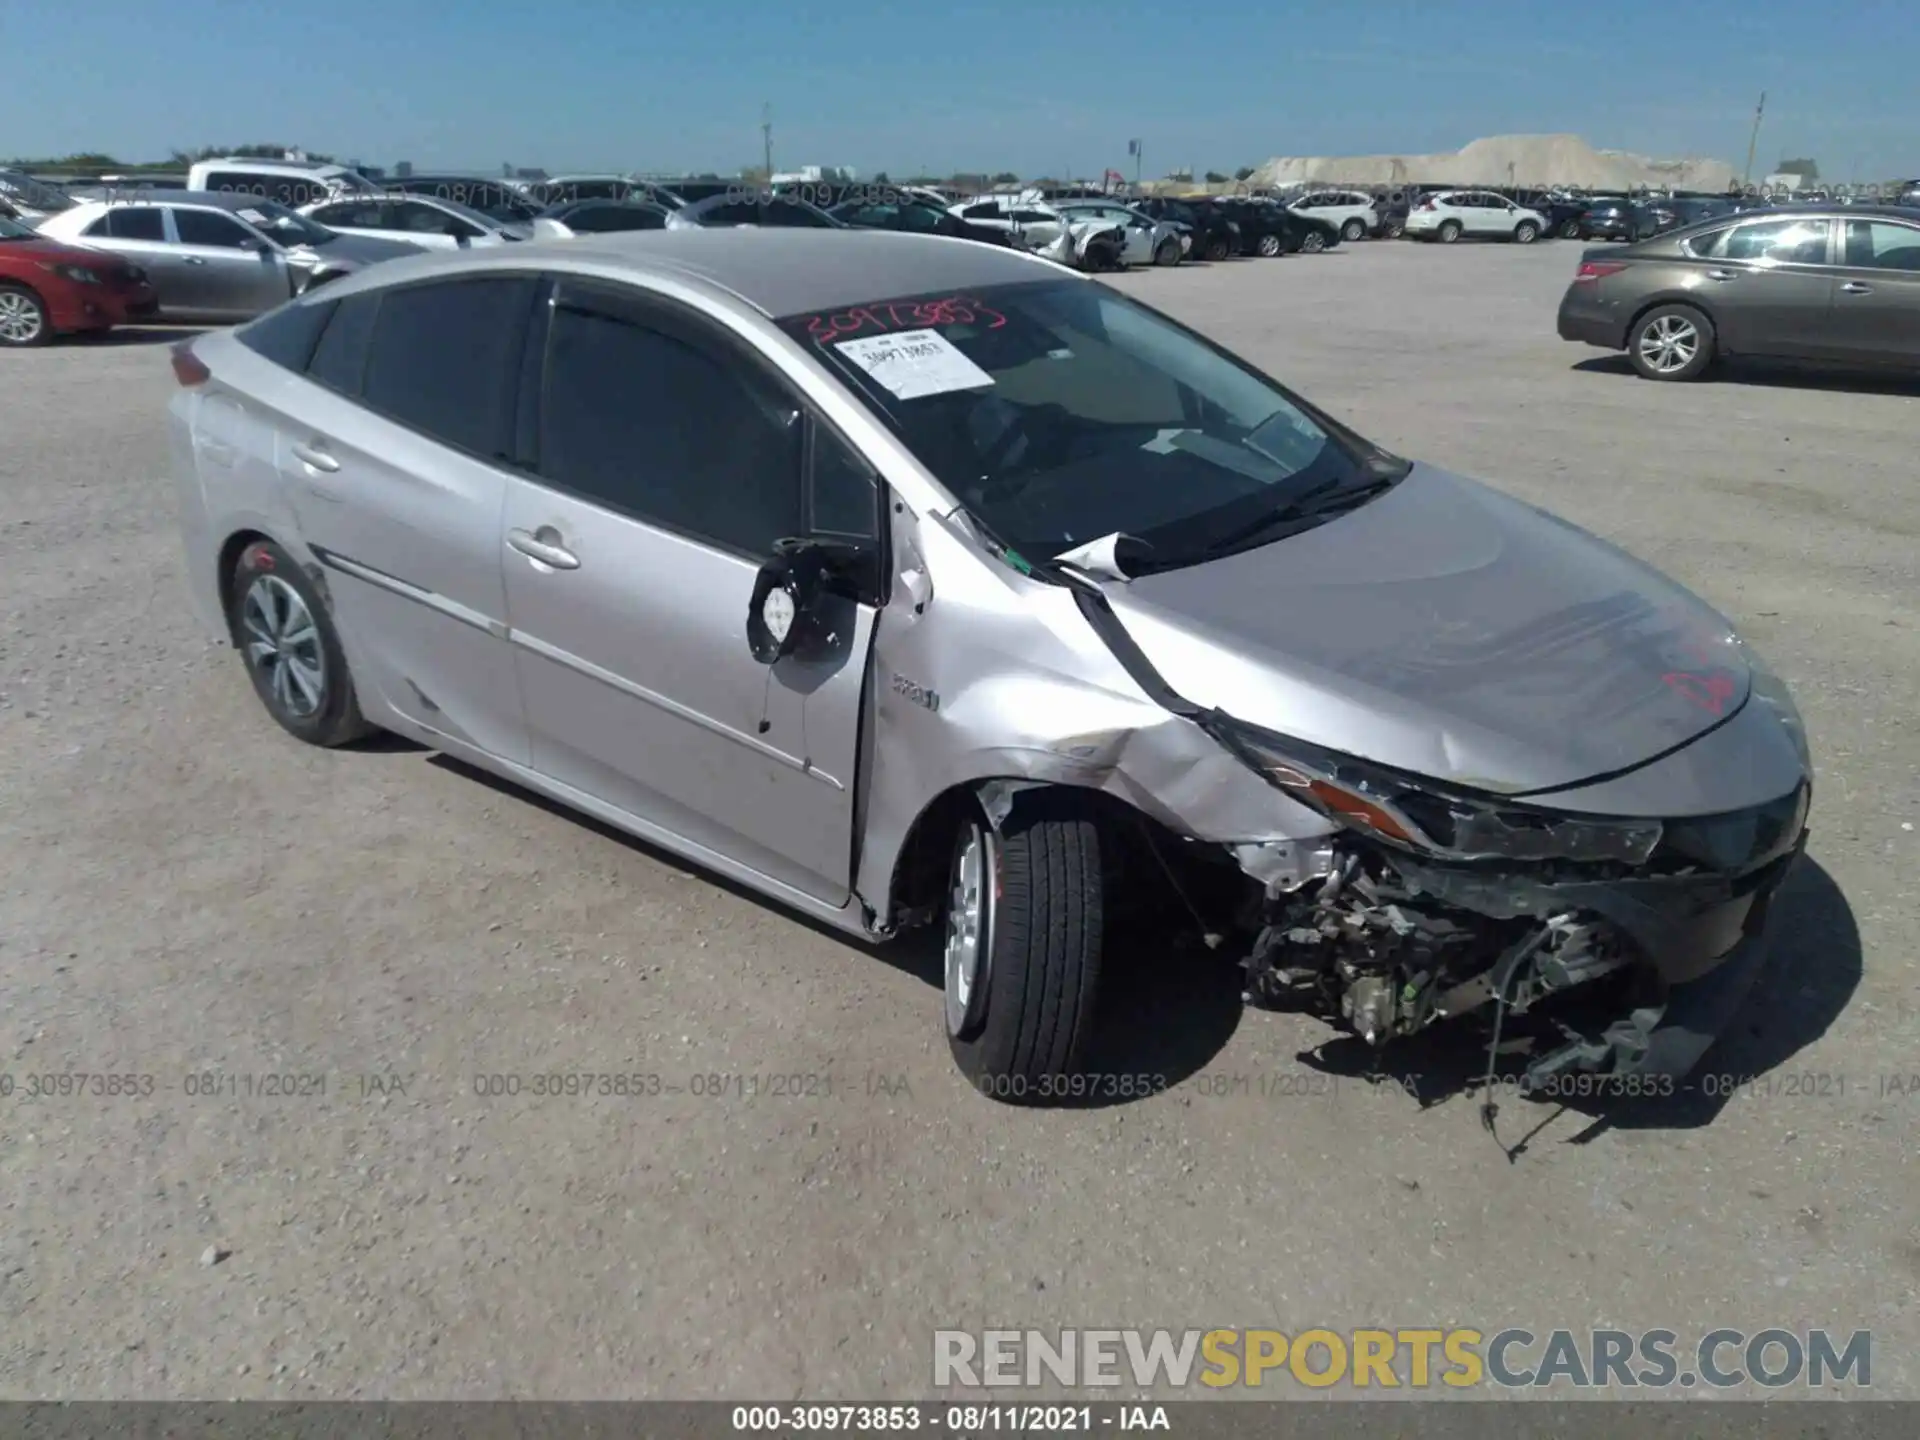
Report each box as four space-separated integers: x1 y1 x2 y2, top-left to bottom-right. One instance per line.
195 158 354 175
319 229 1065 317
57 190 279 216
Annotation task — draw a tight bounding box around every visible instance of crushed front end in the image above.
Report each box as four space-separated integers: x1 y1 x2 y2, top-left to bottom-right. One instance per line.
1217 722 1811 1090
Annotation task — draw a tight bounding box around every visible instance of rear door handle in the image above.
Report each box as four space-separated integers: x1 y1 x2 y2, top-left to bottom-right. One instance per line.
290 440 340 473
507 527 580 570
184 257 207 266
1840 281 1873 295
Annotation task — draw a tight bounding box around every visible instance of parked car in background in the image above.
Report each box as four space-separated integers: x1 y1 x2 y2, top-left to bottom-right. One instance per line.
39 193 421 321
1533 195 1602 239
1405 190 1548 244
1131 196 1238 261
825 197 1012 247
0 169 78 221
530 200 674 237
384 176 543 225
1053 200 1183 266
0 210 158 346
516 175 687 210
300 194 530 249
187 159 379 207
1574 199 1639 241
947 197 1071 251
1287 189 1379 242
666 193 845 230
1557 205 1920 380
1243 198 1342 253
165 230 1812 1096
1371 197 1409 239
1632 196 1737 241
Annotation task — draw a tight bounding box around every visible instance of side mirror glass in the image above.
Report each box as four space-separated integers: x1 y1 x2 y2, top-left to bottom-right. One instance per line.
746 537 869 665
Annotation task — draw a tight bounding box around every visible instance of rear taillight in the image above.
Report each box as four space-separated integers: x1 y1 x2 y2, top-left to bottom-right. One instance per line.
1575 261 1627 284
170 340 210 387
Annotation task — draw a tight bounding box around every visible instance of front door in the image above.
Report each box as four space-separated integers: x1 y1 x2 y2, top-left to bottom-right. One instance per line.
1701 217 1837 358
1830 217 1920 365
167 206 290 318
501 279 881 906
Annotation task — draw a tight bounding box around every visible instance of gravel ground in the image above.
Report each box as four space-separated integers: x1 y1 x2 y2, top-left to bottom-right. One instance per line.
1 239 1915 1401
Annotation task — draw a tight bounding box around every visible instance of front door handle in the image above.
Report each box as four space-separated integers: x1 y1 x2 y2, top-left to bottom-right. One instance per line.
289 440 340 473
184 257 208 266
508 527 580 570
1840 281 1873 295
1704 269 1740 281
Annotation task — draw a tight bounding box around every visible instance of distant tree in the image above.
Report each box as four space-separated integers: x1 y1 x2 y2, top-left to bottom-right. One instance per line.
1234 165 1256 182
872 170 890 184
991 171 1019 184
1777 156 1819 181
1203 170 1228 184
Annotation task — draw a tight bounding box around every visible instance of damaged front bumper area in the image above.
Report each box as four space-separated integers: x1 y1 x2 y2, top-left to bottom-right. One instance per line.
1242 783 1810 1086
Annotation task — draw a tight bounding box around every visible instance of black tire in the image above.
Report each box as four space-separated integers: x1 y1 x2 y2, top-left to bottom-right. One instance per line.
1558 217 1582 239
947 792 1105 1101
1513 220 1540 244
1299 229 1326 253
0 282 51 348
1255 232 1281 257
1383 217 1405 239
1340 217 1366 242
226 538 376 747
1204 236 1230 262
1437 219 1463 244
1627 303 1717 382
1153 237 1181 266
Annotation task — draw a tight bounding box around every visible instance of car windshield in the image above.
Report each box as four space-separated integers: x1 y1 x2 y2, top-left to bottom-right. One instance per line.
0 172 75 211
780 279 1405 571
238 201 336 246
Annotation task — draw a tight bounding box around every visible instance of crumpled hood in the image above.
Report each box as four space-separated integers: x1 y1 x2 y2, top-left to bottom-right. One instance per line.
1104 464 1749 796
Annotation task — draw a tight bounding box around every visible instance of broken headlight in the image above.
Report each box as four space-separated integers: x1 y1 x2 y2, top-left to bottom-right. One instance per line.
1223 725 1664 866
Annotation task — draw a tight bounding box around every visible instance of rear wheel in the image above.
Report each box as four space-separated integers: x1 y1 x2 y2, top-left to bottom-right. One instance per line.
1383 216 1405 239
1558 216 1582 239
1255 232 1281 257
1204 235 1231 262
1437 219 1463 244
0 283 49 347
946 792 1105 1101
1299 229 1326 253
1628 304 1716 382
226 538 376 747
1340 217 1366 242
1513 220 1540 244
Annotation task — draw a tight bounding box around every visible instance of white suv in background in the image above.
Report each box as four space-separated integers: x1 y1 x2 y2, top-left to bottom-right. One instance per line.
1405 190 1547 244
186 159 380 207
1287 189 1380 242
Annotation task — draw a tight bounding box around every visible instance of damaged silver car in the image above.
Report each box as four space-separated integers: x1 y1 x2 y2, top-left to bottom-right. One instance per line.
165 230 1811 1100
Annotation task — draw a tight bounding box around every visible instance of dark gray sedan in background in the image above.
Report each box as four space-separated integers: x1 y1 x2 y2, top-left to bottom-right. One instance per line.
1557 204 1920 380
36 192 422 322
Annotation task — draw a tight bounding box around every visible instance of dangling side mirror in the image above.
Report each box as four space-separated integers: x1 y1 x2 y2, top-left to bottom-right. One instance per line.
746 536 870 665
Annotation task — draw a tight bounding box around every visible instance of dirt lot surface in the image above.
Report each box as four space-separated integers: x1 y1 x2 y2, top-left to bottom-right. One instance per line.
2 239 1914 1400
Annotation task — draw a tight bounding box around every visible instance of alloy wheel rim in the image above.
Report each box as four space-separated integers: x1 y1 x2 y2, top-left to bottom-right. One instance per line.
943 826 993 1037
1303 233 1324 251
1639 315 1700 374
241 575 327 719
0 292 43 343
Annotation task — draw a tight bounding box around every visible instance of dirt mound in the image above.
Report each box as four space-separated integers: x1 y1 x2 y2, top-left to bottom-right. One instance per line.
1254 134 1737 191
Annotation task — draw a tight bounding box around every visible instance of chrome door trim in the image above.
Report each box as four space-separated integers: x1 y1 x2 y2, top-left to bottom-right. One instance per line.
310 544 511 640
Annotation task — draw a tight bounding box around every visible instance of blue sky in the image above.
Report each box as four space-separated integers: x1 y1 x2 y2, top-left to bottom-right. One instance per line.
4 0 1913 179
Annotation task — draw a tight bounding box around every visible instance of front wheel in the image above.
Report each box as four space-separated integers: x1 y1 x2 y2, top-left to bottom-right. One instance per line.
1153 237 1181 266
1255 232 1282 257
1382 217 1405 239
1204 236 1231 262
1628 304 1717 381
946 792 1105 1101
1340 217 1366 242
1558 217 1582 239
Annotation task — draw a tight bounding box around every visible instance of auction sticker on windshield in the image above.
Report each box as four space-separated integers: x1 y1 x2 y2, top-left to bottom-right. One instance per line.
238 209 268 225
835 329 994 400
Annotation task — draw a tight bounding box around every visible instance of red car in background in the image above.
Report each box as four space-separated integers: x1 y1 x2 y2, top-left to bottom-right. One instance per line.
0 211 159 347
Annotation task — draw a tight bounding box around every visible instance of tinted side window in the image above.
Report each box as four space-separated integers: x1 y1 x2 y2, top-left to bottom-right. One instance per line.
359 278 535 456
313 200 390 229
539 297 801 556
174 209 256 248
238 298 338 370
105 207 165 240
307 291 381 394
202 172 262 196
809 424 879 539
695 201 758 226
1843 220 1920 271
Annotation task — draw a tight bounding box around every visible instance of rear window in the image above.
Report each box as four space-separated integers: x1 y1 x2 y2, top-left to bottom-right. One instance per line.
306 291 381 394
237 298 338 371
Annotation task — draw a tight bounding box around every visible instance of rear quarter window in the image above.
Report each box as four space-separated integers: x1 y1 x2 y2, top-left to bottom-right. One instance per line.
237 298 339 371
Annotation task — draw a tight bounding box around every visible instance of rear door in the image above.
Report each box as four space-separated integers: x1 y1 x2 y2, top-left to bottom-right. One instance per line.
276 277 537 762
1830 217 1920 365
1695 217 1838 357
500 278 883 905
77 205 178 296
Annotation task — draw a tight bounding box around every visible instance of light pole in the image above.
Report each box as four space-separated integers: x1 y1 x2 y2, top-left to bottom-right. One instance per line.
1742 91 1766 188
761 103 773 181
